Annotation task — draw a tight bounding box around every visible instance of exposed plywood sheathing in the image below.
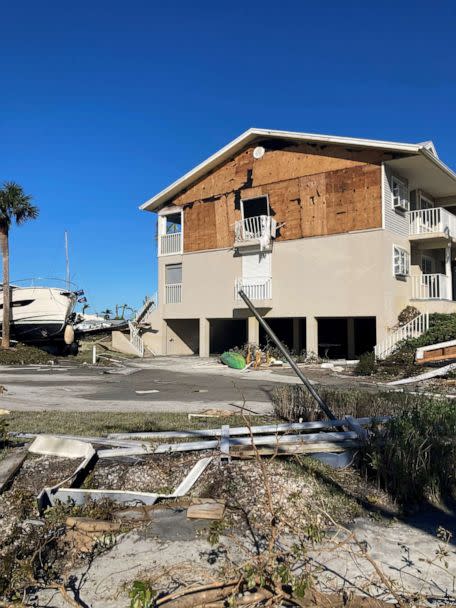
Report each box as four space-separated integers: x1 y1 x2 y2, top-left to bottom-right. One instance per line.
168 141 387 253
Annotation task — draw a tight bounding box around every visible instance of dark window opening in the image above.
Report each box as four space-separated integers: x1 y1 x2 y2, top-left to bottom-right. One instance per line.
242 196 269 219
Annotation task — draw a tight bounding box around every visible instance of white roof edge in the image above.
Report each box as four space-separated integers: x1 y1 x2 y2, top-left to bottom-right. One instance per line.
419 147 456 183
139 128 439 211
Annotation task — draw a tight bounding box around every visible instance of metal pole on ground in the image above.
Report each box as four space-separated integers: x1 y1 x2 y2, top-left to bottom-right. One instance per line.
238 289 336 420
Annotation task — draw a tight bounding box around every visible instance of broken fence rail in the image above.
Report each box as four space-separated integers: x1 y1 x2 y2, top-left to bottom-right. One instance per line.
98 430 364 459
107 416 390 441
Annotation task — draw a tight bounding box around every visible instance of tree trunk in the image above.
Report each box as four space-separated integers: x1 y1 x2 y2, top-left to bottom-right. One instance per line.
0 229 10 349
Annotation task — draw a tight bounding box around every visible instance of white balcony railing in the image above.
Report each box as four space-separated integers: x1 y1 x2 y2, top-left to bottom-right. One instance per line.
411 273 450 300
234 215 276 249
235 277 272 301
165 283 182 304
159 232 182 256
408 208 456 238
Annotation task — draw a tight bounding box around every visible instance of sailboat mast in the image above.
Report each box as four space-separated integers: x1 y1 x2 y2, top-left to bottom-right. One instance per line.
64 231 70 290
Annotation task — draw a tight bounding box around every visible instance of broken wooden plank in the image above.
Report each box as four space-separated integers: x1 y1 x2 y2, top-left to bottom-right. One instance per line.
66 517 122 533
231 440 360 459
187 501 225 520
0 450 27 493
415 339 456 364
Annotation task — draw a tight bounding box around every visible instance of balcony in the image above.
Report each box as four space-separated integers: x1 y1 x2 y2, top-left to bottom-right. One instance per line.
234 215 276 250
165 283 182 304
411 273 450 300
159 232 182 256
235 277 272 301
408 208 456 241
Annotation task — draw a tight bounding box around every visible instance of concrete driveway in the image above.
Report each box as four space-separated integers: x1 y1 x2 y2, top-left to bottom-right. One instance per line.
0 356 303 414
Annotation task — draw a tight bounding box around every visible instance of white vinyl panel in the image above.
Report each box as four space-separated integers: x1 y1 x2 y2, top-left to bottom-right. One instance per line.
242 252 271 278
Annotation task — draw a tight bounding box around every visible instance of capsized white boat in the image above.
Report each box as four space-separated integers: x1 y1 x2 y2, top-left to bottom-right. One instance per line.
0 281 80 346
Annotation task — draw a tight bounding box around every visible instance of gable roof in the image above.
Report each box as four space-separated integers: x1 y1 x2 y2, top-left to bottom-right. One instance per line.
140 128 456 211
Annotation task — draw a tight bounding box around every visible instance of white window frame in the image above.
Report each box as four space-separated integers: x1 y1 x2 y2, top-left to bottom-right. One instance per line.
391 176 409 212
157 208 184 256
240 194 270 221
393 245 409 277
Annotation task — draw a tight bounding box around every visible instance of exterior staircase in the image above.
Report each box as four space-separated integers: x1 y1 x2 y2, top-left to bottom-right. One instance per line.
374 312 429 360
127 294 157 357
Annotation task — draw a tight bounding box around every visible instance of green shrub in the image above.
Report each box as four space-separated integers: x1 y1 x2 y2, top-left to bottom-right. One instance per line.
354 352 377 376
367 399 456 506
407 313 456 349
271 385 422 422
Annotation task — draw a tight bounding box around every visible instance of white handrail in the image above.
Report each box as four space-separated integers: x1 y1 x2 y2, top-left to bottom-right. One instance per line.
411 273 450 300
235 277 272 300
128 321 144 357
408 207 456 237
374 312 429 360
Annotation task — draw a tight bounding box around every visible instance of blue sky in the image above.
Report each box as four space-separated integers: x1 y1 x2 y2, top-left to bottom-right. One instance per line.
1 0 455 314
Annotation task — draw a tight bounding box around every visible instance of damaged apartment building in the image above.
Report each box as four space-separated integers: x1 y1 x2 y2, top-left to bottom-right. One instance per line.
139 128 456 359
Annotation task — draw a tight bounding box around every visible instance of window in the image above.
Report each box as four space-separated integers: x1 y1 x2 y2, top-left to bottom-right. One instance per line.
158 210 183 256
165 263 182 304
393 246 409 277
392 176 409 212
164 212 182 234
165 263 182 285
419 194 434 210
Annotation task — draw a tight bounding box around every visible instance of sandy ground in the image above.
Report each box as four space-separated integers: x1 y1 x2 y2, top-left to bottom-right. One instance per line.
36 510 456 608
0 356 375 414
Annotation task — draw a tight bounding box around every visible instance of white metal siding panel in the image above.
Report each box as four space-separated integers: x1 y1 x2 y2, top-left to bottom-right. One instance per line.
383 164 409 237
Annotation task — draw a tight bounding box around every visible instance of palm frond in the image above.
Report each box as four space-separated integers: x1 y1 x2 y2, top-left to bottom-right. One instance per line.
0 181 38 229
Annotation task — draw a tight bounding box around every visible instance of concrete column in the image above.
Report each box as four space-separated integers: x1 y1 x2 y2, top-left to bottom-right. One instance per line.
247 316 259 346
199 318 210 358
446 242 453 300
347 317 356 360
292 318 301 354
306 317 318 357
162 320 169 355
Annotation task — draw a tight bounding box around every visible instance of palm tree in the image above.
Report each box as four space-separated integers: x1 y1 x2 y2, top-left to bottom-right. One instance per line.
0 182 38 349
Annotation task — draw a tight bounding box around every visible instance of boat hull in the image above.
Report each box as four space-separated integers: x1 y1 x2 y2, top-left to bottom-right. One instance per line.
0 286 76 344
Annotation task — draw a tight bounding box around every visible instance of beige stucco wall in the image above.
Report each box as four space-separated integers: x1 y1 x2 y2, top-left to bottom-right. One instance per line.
149 228 417 355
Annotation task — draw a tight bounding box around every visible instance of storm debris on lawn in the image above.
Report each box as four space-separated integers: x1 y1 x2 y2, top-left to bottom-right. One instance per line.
0 413 400 606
